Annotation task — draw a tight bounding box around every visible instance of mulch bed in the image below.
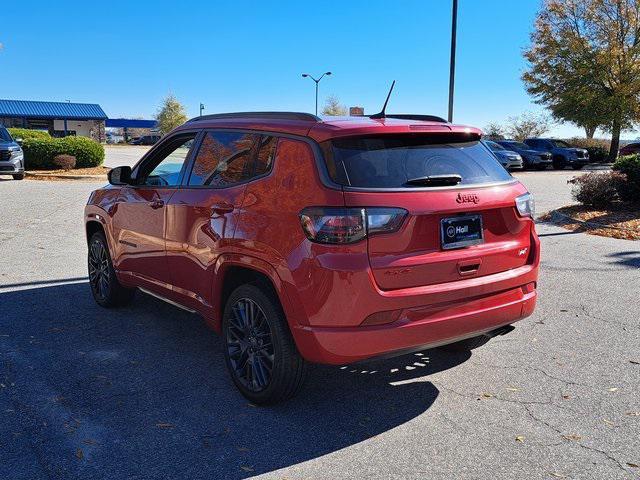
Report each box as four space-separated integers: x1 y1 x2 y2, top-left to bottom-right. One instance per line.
542 203 640 240
25 166 110 181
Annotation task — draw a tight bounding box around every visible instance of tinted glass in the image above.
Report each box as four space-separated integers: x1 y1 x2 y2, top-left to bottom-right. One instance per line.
255 135 277 176
502 142 529 150
485 140 504 151
0 128 12 142
142 136 195 186
323 134 512 188
188 131 258 187
551 140 571 148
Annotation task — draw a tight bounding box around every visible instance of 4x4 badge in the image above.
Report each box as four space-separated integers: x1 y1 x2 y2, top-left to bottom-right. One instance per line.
456 193 479 204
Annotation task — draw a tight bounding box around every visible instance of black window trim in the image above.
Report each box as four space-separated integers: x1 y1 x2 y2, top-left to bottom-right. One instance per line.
178 129 279 190
130 130 204 189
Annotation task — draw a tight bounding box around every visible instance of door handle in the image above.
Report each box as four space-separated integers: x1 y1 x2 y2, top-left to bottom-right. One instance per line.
149 199 164 209
210 202 234 216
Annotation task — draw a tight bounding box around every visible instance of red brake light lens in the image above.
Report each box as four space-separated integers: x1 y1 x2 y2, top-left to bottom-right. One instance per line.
300 207 406 244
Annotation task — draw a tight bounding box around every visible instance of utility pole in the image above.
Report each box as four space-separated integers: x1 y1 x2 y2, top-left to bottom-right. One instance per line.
448 0 458 123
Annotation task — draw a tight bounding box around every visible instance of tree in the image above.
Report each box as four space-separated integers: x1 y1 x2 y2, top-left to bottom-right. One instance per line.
321 95 347 116
156 94 187 134
523 0 640 159
504 112 552 141
483 122 505 140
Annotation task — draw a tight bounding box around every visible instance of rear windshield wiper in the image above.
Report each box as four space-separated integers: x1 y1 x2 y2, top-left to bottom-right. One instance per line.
405 174 462 187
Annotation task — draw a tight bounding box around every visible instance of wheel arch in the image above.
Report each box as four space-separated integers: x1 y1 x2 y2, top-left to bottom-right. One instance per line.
212 255 296 335
86 220 105 243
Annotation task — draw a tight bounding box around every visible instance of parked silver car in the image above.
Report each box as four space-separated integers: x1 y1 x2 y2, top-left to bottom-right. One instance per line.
0 127 24 180
483 140 524 170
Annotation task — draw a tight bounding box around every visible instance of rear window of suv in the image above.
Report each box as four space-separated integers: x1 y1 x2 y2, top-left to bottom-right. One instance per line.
322 134 512 188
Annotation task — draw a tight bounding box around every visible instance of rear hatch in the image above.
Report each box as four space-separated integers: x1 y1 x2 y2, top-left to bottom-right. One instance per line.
322 132 534 290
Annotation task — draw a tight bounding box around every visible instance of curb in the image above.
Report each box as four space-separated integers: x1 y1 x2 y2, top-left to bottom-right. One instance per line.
25 172 107 181
550 209 638 233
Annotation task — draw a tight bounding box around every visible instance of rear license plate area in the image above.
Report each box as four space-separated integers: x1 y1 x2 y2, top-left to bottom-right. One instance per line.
441 215 483 250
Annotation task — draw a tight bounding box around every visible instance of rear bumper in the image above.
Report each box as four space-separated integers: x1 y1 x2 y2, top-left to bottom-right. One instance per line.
291 266 538 364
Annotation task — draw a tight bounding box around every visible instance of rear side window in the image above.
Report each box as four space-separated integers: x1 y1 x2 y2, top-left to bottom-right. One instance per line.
188 131 259 187
322 134 512 188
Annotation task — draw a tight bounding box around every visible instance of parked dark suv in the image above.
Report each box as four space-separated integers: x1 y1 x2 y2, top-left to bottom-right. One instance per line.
496 140 553 170
129 135 161 145
0 126 25 180
85 112 539 404
524 138 589 170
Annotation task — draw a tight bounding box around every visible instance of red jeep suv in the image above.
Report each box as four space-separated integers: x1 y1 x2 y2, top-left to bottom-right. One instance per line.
85 112 539 404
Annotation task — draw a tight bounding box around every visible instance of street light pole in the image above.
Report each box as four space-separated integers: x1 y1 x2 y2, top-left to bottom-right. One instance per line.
199 103 205 117
302 72 332 115
448 0 458 123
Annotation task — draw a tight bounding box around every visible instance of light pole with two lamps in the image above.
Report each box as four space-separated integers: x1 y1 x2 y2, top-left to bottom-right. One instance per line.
301 71 332 116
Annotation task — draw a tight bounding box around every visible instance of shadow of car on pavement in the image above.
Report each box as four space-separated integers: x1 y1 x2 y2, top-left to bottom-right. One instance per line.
0 282 471 479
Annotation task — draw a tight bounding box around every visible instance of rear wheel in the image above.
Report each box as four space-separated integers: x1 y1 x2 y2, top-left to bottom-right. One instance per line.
440 334 491 352
88 232 135 307
222 284 307 405
12 173 24 180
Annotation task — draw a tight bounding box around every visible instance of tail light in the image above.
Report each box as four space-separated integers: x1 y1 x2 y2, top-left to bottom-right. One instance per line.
515 192 535 218
300 207 407 244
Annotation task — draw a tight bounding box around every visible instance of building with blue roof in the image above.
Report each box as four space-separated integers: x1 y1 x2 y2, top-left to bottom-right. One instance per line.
0 99 108 142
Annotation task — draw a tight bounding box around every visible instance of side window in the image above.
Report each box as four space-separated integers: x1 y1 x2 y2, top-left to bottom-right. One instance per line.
139 134 197 187
254 135 278 177
188 131 259 187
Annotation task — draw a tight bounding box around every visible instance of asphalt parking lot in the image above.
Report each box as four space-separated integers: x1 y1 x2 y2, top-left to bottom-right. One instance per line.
0 169 638 479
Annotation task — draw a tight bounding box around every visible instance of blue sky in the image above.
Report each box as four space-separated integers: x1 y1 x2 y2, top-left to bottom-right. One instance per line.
0 0 617 138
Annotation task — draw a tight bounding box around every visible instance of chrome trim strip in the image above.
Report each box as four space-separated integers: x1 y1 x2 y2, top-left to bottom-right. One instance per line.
139 288 197 314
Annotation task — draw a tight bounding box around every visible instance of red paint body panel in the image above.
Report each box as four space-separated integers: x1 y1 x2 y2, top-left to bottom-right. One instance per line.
85 115 540 365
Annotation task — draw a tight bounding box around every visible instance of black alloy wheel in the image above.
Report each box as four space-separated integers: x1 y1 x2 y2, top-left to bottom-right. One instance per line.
226 297 275 392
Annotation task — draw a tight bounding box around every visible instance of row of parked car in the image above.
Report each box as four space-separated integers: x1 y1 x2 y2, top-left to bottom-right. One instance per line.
483 138 590 171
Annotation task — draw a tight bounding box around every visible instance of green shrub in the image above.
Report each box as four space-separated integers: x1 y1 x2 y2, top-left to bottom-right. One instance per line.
22 136 104 170
568 172 626 208
7 128 51 141
613 154 640 202
57 136 104 168
566 138 611 163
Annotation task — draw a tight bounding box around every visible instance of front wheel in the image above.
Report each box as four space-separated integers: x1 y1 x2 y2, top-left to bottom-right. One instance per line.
223 284 307 405
552 156 566 169
88 232 136 307
12 173 24 180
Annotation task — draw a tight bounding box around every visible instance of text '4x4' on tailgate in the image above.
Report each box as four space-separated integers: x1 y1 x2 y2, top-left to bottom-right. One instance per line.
344 183 534 290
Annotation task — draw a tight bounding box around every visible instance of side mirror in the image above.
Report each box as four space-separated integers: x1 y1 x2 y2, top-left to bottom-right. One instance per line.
108 166 133 185
15 138 23 146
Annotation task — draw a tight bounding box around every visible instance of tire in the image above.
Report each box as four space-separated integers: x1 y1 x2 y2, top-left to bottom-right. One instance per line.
552 156 566 170
440 334 491 352
12 173 24 180
222 284 307 405
535 164 548 170
88 232 136 307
